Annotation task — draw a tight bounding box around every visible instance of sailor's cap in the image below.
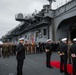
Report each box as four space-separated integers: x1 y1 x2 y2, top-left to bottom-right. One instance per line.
61 38 67 42
73 38 76 41
19 38 24 41
46 39 51 42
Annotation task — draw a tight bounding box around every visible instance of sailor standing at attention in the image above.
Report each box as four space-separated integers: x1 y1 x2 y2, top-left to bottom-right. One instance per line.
45 39 53 68
70 38 76 75
58 38 70 75
16 38 25 75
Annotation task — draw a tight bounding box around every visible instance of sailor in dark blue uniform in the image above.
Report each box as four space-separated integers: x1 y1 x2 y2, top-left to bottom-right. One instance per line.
58 38 70 75
45 39 53 68
16 38 25 75
70 38 76 75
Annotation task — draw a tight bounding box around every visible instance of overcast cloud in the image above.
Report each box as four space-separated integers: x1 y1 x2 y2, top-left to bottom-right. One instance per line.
0 0 70 38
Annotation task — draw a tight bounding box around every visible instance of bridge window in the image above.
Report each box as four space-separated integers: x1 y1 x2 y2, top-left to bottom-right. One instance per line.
25 35 27 39
36 32 38 37
20 35 22 38
16 37 18 41
43 29 47 35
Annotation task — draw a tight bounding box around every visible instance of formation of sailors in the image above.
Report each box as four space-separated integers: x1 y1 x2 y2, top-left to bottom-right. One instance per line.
45 38 76 75
0 41 60 58
24 41 59 54
57 38 76 75
24 42 45 54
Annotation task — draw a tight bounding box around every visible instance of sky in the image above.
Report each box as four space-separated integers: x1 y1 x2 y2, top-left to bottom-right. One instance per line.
0 0 70 38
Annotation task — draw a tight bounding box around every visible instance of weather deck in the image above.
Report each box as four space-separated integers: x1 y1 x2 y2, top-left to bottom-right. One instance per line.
0 52 65 75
